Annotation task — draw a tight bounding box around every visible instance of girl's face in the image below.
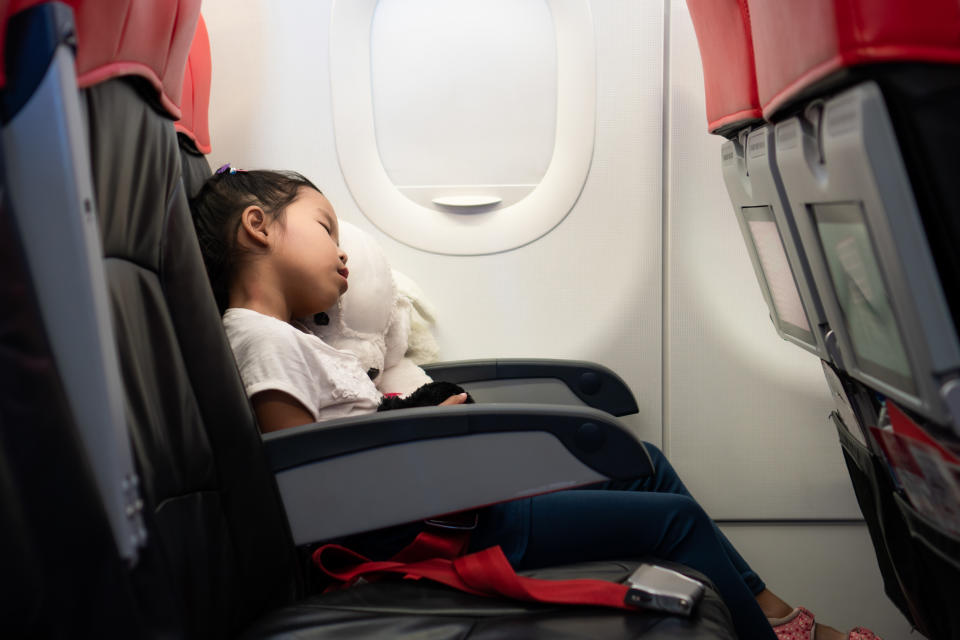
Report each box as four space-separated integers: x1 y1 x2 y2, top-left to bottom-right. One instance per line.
271 188 349 318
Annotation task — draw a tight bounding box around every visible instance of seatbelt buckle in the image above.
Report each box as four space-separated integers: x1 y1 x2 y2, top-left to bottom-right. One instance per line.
424 511 479 531
623 563 705 616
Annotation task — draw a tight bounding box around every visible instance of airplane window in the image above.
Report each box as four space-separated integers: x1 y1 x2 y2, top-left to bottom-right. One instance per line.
742 205 815 346
329 0 596 254
371 0 556 190
811 201 916 393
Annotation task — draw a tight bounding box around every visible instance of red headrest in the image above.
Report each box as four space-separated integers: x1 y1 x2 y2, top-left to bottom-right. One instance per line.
0 0 18 89
748 0 960 118
174 13 211 154
2 0 201 119
686 0 761 135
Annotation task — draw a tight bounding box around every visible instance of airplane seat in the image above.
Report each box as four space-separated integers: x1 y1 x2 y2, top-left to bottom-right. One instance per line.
686 0 828 360
2 0 299 635
747 0 960 336
2 2 742 637
0 168 153 636
174 12 212 198
687 1 960 638
752 4 960 639
1 0 199 633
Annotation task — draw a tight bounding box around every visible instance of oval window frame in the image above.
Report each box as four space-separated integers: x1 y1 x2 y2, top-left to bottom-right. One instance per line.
330 0 596 255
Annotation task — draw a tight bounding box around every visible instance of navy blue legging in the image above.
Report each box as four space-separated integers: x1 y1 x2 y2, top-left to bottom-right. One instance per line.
469 444 777 640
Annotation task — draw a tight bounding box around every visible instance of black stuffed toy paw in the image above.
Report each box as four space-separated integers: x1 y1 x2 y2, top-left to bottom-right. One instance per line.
377 381 474 412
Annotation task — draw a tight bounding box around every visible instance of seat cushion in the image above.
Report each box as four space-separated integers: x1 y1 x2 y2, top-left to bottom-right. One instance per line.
243 560 736 640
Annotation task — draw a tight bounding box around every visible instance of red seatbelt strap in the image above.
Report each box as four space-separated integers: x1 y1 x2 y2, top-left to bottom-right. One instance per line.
390 528 471 563
312 543 636 610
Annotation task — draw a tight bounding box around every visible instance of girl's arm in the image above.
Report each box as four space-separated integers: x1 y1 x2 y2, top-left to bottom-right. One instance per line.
254 390 467 433
252 389 315 433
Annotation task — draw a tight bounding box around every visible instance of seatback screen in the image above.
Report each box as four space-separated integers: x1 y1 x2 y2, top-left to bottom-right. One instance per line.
811 202 915 393
743 206 815 347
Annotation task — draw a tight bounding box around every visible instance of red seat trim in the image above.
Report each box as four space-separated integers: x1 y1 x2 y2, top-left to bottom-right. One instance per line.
1 0 200 119
174 13 211 153
749 0 960 119
686 0 762 133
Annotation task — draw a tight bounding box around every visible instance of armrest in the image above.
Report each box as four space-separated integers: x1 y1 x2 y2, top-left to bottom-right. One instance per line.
422 359 639 417
263 403 652 545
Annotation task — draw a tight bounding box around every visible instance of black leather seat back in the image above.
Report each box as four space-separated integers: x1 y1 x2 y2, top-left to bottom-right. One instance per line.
84 77 300 637
179 132 212 198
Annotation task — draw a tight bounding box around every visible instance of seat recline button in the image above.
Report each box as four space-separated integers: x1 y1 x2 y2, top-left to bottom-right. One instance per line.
575 422 605 453
579 371 601 395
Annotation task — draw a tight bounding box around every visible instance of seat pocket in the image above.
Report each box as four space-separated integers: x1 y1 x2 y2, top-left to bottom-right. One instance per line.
895 492 960 640
834 414 917 626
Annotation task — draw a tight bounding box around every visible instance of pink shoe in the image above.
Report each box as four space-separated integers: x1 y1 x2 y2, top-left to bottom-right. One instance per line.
848 628 883 640
768 606 816 640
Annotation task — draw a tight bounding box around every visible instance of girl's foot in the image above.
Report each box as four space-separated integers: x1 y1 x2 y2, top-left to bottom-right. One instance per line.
768 606 815 640
767 607 883 640
812 621 883 639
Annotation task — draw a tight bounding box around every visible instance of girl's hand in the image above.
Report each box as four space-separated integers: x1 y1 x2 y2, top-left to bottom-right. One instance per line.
439 393 468 406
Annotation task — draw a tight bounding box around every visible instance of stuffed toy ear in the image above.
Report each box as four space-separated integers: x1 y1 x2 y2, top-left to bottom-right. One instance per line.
393 269 441 365
299 220 434 396
379 295 432 395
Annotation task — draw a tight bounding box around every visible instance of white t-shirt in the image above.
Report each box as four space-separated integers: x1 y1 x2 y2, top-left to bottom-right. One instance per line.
222 307 381 423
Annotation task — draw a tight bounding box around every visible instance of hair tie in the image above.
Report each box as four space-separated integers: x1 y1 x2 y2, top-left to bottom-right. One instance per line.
215 163 244 175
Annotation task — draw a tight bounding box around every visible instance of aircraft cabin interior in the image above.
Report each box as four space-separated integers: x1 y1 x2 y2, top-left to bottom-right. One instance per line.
2 0 960 638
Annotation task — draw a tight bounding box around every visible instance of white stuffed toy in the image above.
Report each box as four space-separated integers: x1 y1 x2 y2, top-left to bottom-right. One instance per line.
300 220 438 397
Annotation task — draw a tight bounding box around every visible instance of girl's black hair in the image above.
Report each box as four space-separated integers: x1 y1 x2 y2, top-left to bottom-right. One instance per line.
189 169 321 313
